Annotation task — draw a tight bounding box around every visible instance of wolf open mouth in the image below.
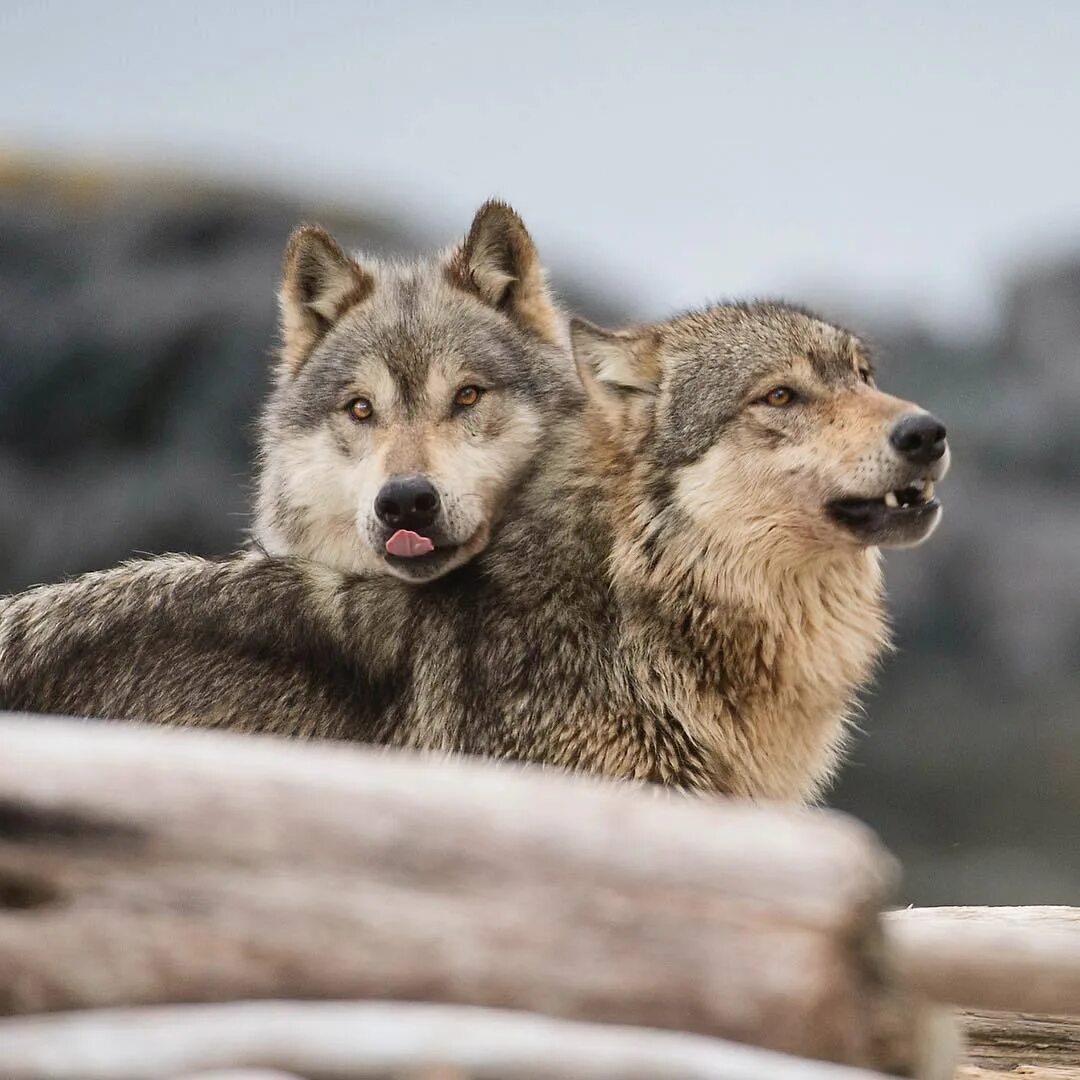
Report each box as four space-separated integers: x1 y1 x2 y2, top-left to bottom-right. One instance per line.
827 478 940 541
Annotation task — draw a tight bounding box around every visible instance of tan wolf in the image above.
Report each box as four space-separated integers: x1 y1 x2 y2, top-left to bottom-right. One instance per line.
0 228 949 801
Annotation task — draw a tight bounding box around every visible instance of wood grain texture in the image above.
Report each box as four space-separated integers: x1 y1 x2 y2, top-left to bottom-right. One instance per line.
956 1069 1079 1080
0 715 945 1074
958 1008 1080 1077
887 907 1080 1015
0 1000 904 1080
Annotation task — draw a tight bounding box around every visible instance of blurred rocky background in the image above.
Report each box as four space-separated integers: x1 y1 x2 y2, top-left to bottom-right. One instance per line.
827 275 1080 905
1 159 1077 906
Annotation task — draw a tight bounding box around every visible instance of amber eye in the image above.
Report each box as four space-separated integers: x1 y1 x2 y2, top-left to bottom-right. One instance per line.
454 385 483 408
347 397 373 422
762 386 797 407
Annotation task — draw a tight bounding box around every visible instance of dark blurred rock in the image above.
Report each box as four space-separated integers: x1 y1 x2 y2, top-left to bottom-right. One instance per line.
829 256 1080 905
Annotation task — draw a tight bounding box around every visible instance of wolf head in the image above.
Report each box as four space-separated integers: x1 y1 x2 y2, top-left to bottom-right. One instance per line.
255 201 575 583
572 302 950 566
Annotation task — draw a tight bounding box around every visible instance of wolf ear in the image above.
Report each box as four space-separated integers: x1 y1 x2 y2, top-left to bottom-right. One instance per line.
279 225 374 376
446 200 562 344
570 318 661 425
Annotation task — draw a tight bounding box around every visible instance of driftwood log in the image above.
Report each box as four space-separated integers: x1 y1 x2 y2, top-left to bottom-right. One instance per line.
0 1000 906 1080
887 906 1080 1076
0 715 951 1076
956 1008 1080 1079
886 906 1080 1016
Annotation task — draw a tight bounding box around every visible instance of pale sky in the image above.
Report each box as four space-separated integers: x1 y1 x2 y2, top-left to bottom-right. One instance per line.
5 1 1080 334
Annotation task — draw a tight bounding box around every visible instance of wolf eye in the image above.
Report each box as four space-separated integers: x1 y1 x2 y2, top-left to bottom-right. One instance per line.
347 397 373 422
858 369 873 384
454 385 483 408
762 386 797 407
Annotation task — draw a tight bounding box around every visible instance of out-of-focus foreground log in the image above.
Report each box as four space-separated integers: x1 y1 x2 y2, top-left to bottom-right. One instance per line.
0 1000 905 1080
0 715 950 1076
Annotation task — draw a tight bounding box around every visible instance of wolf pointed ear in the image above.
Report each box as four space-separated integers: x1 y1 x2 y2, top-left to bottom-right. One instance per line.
570 318 661 425
446 200 562 344
278 225 374 375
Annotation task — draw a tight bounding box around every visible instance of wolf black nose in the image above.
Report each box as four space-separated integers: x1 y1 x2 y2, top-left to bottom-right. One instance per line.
375 476 441 532
889 412 947 464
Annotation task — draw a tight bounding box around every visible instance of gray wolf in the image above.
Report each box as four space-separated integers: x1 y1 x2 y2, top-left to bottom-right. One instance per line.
0 282 949 801
257 200 572 582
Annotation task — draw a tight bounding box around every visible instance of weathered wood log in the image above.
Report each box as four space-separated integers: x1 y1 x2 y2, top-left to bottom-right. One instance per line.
0 715 951 1075
0 1000 906 1080
172 1073 307 1080
955 1008 1080 1079
171 1073 307 1080
886 907 1080 1015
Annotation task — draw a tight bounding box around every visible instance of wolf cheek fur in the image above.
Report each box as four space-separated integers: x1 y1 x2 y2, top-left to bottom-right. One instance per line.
255 200 576 584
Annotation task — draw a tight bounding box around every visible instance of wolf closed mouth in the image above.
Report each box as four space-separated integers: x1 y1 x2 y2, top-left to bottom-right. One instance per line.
385 530 436 558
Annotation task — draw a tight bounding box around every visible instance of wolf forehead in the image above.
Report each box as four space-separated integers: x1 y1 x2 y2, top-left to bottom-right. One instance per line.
646 302 867 447
279 263 569 428
662 300 868 384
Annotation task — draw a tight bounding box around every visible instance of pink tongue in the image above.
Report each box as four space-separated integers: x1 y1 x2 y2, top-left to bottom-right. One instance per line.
386 529 435 558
